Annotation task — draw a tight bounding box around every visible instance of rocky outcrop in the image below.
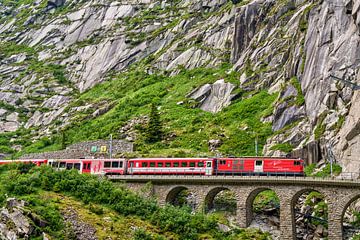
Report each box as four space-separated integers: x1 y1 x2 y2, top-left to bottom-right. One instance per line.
0 0 235 149
0 198 34 240
188 79 236 113
62 207 98 240
230 0 360 171
334 89 360 174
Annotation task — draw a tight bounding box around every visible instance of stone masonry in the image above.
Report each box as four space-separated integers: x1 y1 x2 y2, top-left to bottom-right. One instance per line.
20 139 133 159
112 176 360 240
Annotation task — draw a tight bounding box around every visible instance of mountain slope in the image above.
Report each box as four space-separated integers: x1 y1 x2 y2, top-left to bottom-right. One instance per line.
0 0 359 174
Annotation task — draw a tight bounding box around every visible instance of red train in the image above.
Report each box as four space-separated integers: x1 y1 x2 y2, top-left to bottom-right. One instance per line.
0 157 304 176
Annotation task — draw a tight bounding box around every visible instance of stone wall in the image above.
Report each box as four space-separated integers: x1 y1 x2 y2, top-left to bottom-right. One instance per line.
20 139 133 159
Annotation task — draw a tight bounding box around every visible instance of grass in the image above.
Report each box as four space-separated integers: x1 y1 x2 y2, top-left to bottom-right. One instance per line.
270 143 293 153
17 65 276 158
304 163 342 177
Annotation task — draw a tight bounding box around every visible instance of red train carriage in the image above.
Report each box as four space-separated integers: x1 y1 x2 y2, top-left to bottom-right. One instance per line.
127 158 214 175
48 159 126 175
214 157 304 176
0 159 48 166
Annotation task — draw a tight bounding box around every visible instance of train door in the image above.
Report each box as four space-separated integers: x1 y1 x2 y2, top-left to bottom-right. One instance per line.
128 161 134 174
254 160 263 173
82 161 91 174
205 161 213 175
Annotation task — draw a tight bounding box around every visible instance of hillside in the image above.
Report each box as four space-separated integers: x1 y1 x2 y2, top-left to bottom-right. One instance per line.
0 0 359 172
0 163 270 239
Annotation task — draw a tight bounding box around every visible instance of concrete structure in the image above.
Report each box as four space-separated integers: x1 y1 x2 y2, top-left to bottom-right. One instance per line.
110 175 360 240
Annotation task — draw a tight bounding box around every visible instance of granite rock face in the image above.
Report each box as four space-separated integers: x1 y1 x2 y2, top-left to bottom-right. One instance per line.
0 0 235 142
0 0 359 173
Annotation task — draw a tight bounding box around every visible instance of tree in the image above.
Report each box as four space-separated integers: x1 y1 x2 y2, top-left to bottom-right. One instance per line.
60 130 67 149
145 103 163 143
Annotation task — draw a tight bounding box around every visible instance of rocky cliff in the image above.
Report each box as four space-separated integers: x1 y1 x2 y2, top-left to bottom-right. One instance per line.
0 0 359 173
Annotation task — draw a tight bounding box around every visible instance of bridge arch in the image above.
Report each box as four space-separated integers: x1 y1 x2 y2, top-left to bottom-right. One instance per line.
204 187 237 213
245 187 279 227
341 192 360 238
291 188 328 239
165 186 189 206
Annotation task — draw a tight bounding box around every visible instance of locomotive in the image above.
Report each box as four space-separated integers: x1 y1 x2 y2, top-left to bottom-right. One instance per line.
0 157 304 176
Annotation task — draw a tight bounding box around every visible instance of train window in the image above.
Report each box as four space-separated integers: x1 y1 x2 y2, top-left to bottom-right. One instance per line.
181 162 187 167
66 163 73 170
294 161 301 166
150 162 155 167
104 161 111 168
158 162 163 167
119 161 123 168
255 160 262 166
189 162 195 167
207 162 211 167
173 162 179 167
51 162 59 168
198 162 204 167
87 163 91 170
74 163 81 170
112 161 119 168
59 162 66 168
240 160 244 164
142 162 148 167
220 160 226 165
165 162 171 167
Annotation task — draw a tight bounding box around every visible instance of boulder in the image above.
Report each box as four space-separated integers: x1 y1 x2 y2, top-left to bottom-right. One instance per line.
188 79 236 113
0 199 33 239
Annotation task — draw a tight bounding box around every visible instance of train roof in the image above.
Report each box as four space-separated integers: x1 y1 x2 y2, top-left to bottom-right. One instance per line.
0 159 47 163
129 158 210 161
216 157 303 160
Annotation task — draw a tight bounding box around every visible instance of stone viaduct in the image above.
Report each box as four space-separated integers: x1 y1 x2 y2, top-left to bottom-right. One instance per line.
109 175 360 240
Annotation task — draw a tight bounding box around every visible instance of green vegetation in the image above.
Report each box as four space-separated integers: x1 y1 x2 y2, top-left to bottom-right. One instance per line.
253 190 279 213
0 164 270 239
314 112 328 140
145 103 163 143
350 210 360 227
314 123 326 140
17 65 276 158
289 77 305 106
304 163 342 177
270 143 293 153
0 42 36 59
304 163 316 176
304 191 328 226
212 190 237 214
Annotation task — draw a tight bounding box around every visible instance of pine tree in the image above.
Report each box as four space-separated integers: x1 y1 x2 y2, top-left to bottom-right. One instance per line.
145 103 162 143
60 130 67 149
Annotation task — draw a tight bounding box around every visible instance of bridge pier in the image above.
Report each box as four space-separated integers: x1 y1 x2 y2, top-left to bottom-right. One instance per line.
235 187 253 228
278 188 296 240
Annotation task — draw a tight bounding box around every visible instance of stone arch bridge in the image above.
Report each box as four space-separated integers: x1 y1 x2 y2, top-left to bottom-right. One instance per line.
109 175 360 240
